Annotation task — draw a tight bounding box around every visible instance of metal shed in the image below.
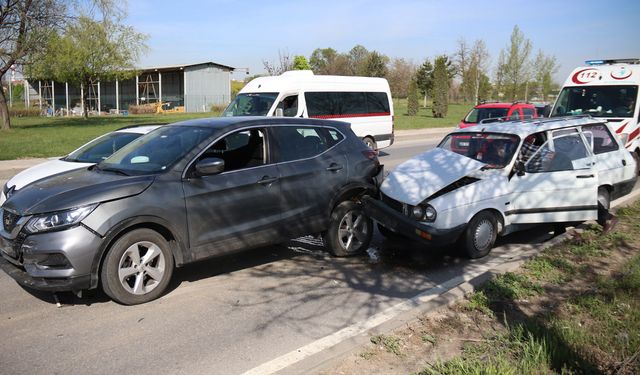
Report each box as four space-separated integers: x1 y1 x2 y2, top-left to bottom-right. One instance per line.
24 61 235 114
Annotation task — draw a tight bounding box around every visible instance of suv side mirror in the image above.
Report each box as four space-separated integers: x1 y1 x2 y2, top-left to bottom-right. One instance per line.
195 157 225 176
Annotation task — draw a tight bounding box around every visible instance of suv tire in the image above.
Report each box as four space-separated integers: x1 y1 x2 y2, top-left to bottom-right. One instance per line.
323 201 372 256
101 229 174 305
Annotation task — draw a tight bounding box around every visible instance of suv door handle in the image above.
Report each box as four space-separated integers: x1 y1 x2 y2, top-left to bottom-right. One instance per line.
576 174 595 179
326 163 343 172
258 176 278 185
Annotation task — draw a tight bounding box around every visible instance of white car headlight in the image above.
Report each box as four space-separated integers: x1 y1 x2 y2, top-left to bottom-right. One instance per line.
411 204 437 222
25 204 98 233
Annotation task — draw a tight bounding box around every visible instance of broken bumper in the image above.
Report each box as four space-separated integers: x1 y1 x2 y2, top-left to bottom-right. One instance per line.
362 196 465 246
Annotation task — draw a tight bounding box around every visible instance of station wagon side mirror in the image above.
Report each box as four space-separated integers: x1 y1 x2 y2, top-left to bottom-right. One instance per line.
195 157 225 176
275 108 284 117
542 105 551 118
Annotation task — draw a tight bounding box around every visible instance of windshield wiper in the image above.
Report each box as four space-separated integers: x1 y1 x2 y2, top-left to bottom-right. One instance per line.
94 165 129 176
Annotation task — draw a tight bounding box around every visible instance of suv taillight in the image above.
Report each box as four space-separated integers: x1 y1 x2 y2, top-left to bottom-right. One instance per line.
362 149 380 166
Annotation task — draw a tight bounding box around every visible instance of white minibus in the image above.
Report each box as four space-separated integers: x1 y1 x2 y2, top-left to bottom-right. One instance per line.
222 70 394 149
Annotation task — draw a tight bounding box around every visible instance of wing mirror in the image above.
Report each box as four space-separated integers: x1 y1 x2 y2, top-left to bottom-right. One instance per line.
542 105 551 118
195 157 225 176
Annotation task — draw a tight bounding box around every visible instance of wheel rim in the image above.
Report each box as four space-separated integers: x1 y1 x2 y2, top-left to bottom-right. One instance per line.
117 241 166 295
338 209 369 252
473 219 494 251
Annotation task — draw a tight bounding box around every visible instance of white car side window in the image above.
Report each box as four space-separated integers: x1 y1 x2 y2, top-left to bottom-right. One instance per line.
525 133 590 173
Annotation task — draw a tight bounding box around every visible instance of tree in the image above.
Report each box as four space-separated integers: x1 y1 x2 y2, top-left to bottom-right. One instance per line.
348 45 369 75
262 50 292 76
28 16 147 118
415 59 434 106
501 25 532 101
454 38 471 102
468 39 490 104
292 55 311 70
432 55 449 118
386 58 416 98
0 0 68 129
309 48 338 74
407 80 419 116
362 51 388 78
533 50 559 102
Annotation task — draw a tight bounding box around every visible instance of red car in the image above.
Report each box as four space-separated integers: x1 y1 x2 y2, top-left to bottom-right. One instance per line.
452 102 538 153
458 102 538 129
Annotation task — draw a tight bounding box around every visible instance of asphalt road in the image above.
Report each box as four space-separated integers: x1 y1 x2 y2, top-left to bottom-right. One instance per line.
0 132 636 375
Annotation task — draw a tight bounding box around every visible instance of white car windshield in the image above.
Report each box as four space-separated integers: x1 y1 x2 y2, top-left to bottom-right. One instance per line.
439 132 520 168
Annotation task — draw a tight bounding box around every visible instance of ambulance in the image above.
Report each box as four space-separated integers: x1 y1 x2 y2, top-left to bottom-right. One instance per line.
222 70 394 149
550 59 640 168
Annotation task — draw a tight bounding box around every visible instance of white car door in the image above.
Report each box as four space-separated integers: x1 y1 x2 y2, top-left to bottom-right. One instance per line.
507 132 598 224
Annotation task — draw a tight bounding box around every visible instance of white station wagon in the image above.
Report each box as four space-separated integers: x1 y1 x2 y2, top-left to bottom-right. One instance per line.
364 116 637 258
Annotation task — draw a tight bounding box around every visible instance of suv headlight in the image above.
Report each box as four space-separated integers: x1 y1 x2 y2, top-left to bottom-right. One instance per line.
25 204 98 234
411 204 437 222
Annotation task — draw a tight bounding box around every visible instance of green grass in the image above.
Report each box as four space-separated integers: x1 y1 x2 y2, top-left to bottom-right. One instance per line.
448 200 640 374
0 112 217 160
0 100 473 160
393 99 472 130
370 334 403 356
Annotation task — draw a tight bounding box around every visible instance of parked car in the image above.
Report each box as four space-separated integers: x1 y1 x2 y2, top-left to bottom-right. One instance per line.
458 101 538 128
0 124 164 206
364 116 637 259
0 117 382 305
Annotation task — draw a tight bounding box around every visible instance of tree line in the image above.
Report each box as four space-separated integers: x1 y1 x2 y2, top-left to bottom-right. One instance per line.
262 25 559 118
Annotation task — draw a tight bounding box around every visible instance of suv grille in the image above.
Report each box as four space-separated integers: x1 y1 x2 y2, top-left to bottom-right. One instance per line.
2 209 20 233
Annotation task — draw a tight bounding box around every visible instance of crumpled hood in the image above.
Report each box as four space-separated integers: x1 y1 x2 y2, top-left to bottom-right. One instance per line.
381 148 486 205
3 168 155 215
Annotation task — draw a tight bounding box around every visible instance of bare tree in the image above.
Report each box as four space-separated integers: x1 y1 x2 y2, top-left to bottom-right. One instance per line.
386 58 416 98
469 39 490 104
262 50 293 76
0 0 68 129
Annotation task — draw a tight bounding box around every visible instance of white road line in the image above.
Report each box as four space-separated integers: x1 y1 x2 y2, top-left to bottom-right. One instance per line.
241 250 521 375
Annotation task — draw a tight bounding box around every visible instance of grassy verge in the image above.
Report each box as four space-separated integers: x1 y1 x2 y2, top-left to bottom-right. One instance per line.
325 200 640 375
0 100 472 160
0 112 216 160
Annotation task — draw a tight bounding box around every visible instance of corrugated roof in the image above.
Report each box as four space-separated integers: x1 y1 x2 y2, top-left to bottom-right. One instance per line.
138 61 235 72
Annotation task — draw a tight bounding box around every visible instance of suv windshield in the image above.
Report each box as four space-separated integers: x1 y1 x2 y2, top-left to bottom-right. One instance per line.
222 93 278 116
464 107 508 123
98 126 215 175
552 85 638 118
64 132 142 163
439 133 520 168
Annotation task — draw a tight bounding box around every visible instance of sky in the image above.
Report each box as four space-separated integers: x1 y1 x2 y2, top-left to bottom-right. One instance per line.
126 0 640 83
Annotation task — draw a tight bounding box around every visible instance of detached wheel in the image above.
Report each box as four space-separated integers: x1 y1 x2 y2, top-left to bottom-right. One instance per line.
101 229 174 305
323 201 373 256
597 187 611 227
363 137 377 150
462 211 497 259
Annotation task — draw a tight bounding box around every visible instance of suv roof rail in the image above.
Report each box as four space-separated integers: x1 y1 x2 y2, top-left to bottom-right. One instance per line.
585 58 640 65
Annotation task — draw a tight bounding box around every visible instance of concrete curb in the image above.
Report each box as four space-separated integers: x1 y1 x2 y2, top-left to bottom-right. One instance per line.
274 188 640 375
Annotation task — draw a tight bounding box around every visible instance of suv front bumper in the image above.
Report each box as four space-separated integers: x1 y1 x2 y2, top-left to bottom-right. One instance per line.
362 196 465 246
0 225 102 292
